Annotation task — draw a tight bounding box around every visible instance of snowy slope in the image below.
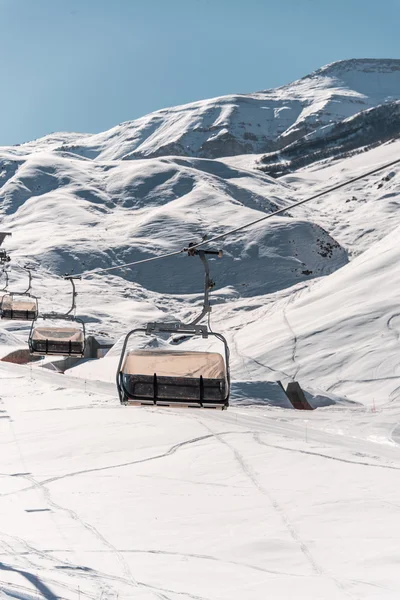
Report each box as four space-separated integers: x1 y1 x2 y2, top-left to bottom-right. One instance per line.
208 142 400 406
0 151 347 299
0 125 399 409
63 140 400 408
2 363 400 599
281 138 400 257
216 222 400 406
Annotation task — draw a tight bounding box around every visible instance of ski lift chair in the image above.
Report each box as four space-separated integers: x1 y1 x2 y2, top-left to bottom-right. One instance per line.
28 276 86 357
1 294 38 320
29 318 86 357
117 322 230 409
0 268 38 321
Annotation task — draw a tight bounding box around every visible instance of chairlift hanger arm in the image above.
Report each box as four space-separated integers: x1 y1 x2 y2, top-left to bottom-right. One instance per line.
33 276 82 320
185 244 223 327
116 327 147 402
4 266 34 297
21 267 33 296
63 275 81 316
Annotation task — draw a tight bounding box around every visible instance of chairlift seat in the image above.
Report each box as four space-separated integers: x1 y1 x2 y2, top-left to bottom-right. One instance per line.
120 350 228 408
29 326 85 356
1 296 38 321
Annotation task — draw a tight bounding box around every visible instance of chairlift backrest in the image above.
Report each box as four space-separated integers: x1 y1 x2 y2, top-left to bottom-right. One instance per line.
32 326 85 343
122 350 226 380
29 321 86 356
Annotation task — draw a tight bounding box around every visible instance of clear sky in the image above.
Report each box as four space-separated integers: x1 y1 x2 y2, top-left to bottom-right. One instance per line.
0 0 399 145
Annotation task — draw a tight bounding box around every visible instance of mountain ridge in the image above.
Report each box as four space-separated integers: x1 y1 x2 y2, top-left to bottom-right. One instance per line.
3 58 399 166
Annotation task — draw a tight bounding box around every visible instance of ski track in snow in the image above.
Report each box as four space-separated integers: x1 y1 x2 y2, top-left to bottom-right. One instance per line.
282 307 299 381
2 375 400 598
194 416 359 599
0 431 251 496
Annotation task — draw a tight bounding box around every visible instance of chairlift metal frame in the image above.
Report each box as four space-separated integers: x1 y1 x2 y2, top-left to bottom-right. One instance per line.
116 246 230 409
0 250 11 265
117 322 230 408
28 276 86 357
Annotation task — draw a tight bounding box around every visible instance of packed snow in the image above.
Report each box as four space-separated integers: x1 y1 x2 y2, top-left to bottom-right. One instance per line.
2 363 400 599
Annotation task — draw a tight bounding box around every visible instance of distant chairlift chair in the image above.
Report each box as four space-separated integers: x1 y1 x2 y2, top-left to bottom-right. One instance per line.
116 246 230 409
29 276 86 357
0 267 39 321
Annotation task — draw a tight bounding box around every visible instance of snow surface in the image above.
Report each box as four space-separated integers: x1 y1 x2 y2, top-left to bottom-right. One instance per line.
1 59 400 598
2 363 400 599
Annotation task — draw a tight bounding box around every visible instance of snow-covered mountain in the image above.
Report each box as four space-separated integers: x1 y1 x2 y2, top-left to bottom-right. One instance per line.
260 98 400 176
6 59 400 163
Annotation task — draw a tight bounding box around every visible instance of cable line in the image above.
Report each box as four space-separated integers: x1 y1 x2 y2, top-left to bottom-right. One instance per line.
190 155 400 250
72 249 185 278
73 155 400 278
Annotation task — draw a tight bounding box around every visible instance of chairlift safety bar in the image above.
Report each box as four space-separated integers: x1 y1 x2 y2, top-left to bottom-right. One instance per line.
146 321 208 337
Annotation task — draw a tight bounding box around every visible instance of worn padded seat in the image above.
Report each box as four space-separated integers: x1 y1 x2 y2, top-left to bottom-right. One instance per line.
30 326 85 356
1 296 38 321
120 350 227 407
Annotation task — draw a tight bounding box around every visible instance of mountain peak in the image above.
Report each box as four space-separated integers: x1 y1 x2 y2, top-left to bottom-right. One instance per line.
310 58 400 77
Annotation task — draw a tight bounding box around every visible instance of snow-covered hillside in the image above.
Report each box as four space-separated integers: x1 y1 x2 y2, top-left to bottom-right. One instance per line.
0 152 346 297
3 362 400 600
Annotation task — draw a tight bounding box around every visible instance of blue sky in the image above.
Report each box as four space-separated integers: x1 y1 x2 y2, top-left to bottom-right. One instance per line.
0 0 399 145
